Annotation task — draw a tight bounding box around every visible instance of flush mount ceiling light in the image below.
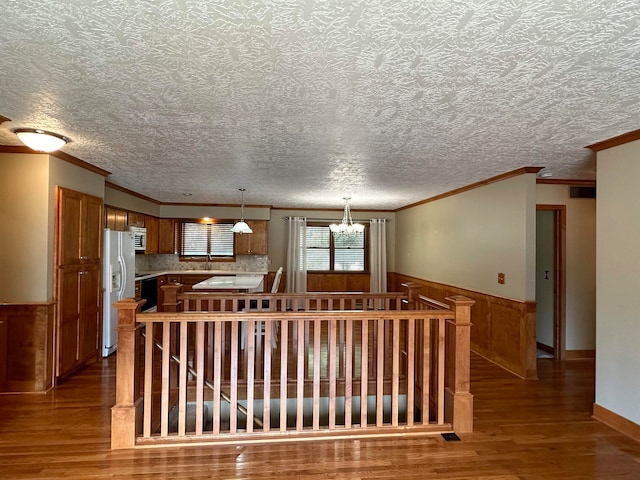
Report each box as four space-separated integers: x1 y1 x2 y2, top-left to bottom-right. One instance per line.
538 168 553 178
12 128 71 152
330 197 364 236
231 188 253 234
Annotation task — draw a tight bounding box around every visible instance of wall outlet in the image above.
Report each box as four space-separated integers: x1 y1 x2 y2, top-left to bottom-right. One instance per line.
498 272 505 284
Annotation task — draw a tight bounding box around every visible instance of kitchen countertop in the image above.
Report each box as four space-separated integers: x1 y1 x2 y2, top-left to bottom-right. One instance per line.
134 270 268 281
192 274 264 292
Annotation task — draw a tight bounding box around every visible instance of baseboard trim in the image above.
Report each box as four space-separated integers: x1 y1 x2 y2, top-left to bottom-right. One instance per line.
536 342 554 355
566 349 595 360
593 403 640 443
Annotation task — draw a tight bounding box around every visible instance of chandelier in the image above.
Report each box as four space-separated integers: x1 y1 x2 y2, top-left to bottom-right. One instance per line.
330 197 364 236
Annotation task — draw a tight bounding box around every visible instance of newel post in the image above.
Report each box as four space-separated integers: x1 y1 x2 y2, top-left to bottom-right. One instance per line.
161 282 183 312
111 297 145 449
401 282 422 309
444 295 475 433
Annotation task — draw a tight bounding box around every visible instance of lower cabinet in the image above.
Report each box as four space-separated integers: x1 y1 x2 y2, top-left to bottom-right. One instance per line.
57 266 101 380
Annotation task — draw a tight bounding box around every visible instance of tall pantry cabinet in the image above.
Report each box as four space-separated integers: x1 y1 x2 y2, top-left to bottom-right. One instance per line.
55 187 103 380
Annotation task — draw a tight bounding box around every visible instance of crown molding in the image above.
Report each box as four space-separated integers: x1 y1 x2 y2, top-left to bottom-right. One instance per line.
536 178 596 186
586 129 640 152
0 145 111 177
395 167 543 212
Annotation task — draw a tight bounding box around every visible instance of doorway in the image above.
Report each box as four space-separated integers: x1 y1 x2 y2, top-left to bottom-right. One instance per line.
536 205 566 360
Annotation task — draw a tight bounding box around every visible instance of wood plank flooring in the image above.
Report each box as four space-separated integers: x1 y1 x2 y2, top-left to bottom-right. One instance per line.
1 353 640 479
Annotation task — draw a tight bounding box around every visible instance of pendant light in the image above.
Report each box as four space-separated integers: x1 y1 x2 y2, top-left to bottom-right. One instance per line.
13 128 70 152
231 188 253 234
330 197 364 236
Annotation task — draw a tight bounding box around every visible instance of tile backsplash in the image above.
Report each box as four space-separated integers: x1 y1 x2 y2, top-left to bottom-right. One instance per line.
136 254 268 273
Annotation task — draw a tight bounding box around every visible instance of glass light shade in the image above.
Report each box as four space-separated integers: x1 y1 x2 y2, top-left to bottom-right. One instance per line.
13 128 70 152
231 221 253 234
330 198 364 236
232 188 253 234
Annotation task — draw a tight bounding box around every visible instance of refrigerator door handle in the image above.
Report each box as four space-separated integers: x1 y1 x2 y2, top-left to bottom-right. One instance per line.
118 256 128 299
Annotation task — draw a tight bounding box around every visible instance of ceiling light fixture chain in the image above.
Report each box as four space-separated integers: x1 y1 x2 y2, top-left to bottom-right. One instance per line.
330 197 364 236
231 188 253 234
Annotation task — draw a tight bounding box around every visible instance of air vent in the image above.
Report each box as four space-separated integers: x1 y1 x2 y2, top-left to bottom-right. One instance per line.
569 186 596 198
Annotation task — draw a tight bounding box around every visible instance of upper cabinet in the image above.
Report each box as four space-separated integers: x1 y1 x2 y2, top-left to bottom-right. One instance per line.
127 212 145 227
235 220 268 255
144 215 159 254
105 206 127 231
158 219 175 254
57 187 103 266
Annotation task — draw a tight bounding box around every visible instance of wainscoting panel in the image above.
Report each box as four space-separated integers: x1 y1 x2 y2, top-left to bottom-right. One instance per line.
0 303 55 393
389 273 537 379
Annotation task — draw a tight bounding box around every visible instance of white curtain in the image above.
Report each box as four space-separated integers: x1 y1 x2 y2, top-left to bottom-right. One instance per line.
286 216 307 293
369 219 387 299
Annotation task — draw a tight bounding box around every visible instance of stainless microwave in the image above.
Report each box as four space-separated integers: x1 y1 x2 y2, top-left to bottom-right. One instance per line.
128 226 147 252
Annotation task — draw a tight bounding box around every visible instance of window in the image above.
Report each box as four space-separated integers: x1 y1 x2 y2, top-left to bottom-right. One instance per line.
179 220 234 258
306 224 366 271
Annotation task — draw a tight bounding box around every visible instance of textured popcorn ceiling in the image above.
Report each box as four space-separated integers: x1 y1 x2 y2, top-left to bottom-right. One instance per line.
0 1 639 209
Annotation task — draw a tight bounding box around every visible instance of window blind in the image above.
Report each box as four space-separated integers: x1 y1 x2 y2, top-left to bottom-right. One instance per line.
306 225 365 271
179 221 234 257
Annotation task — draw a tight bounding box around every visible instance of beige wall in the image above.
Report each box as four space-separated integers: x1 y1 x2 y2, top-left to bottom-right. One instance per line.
395 173 537 301
104 186 160 216
0 153 50 302
595 138 640 425
159 204 270 221
268 209 396 273
0 153 105 302
536 183 596 351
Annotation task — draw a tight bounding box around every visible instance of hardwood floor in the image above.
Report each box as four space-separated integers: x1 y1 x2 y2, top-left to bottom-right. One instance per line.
1 353 639 479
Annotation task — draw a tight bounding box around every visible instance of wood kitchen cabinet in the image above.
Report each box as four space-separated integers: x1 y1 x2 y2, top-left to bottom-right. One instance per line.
158 219 175 254
234 220 268 255
156 275 167 311
57 266 101 377
127 211 145 227
145 215 159 254
58 188 103 266
105 206 127 231
55 187 103 381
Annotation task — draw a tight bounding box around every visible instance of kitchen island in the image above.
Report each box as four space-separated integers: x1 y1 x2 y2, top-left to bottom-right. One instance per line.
192 274 264 293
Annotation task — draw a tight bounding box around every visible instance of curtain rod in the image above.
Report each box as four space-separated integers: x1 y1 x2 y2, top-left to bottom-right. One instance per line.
283 216 389 222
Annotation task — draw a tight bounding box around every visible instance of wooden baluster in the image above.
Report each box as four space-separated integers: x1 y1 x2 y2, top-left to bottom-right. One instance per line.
360 319 368 428
212 321 222 434
279 319 289 432
406 318 415 426
195 321 205 435
376 319 384 427
345 318 353 429
329 317 337 430
392 318 400 426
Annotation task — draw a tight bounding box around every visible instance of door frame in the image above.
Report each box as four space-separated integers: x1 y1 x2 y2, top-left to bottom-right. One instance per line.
536 204 566 360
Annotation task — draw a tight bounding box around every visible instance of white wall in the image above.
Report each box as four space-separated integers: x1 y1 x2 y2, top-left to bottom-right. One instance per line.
395 173 537 301
536 183 596 351
595 139 640 425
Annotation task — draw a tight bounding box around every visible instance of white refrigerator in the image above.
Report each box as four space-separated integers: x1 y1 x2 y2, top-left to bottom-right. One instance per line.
102 229 135 357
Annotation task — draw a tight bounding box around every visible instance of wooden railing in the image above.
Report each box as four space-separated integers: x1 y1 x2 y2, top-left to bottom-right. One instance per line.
110 285 474 449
